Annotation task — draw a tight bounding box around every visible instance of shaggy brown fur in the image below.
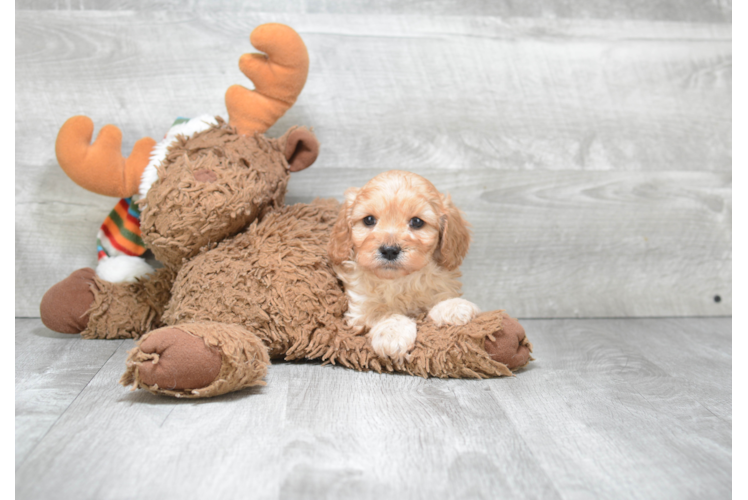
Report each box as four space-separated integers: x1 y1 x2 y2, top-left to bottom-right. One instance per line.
42 120 533 398
140 118 291 269
83 267 175 340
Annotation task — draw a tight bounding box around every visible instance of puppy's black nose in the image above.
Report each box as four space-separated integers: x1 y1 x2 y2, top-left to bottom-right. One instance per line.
379 245 401 261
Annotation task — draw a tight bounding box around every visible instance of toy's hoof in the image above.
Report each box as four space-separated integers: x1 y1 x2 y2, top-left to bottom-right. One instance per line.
135 327 222 390
40 268 96 334
484 313 532 370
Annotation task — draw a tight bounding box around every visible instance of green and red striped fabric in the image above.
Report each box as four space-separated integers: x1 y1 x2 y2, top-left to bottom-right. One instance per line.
96 197 146 260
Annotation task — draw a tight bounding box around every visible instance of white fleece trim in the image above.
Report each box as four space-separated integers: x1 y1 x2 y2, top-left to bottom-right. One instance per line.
139 114 219 198
96 255 155 283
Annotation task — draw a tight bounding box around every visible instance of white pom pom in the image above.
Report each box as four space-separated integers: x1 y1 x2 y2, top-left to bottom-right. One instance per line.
96 255 155 283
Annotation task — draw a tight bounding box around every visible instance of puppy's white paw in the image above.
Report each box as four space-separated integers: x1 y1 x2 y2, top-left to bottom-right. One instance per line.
368 315 417 361
428 298 480 326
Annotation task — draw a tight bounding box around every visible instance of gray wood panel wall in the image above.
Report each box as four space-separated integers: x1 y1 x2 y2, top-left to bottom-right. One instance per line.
15 3 731 318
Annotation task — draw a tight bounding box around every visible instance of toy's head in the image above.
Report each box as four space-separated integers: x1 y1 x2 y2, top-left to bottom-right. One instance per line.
139 120 318 268
53 23 319 269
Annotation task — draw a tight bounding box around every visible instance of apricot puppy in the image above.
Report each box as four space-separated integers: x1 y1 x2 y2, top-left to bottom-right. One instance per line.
328 170 479 361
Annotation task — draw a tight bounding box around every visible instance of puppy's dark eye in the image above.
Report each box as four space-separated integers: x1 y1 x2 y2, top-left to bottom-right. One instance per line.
409 217 425 229
363 215 377 226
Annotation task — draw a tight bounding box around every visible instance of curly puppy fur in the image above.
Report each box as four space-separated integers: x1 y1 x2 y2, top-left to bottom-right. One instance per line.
327 170 481 360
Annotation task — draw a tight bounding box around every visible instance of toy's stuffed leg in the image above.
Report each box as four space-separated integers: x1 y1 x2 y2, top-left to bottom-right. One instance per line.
482 313 533 371
120 311 530 399
301 310 532 379
40 267 174 339
407 311 533 378
120 322 270 398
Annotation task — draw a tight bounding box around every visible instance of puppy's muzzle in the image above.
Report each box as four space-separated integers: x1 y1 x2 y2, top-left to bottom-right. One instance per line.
379 245 402 261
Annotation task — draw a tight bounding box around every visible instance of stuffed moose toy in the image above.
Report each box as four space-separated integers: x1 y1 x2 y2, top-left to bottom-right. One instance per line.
39 23 533 398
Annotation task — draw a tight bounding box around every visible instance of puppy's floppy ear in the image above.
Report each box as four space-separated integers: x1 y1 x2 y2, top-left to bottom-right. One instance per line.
435 193 471 271
328 187 360 265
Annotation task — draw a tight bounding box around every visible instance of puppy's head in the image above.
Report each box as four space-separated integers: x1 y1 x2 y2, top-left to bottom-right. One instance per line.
328 170 471 279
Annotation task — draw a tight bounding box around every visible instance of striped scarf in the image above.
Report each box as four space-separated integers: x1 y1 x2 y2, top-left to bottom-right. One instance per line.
96 197 146 260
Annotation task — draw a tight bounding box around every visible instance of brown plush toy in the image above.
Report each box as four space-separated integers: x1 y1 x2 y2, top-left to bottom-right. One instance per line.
40 23 533 398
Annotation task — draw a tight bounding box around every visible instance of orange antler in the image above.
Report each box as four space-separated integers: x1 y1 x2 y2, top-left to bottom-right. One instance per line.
225 23 310 135
55 116 156 198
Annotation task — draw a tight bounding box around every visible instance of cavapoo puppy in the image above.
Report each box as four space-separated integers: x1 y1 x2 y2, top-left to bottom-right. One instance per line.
328 170 480 361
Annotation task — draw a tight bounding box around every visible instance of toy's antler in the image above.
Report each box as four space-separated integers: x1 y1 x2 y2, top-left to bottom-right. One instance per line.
226 23 309 135
55 116 156 197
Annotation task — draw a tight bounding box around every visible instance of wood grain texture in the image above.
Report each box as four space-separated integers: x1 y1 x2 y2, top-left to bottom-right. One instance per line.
730 312 748 498
723 170 748 314
16 0 733 23
15 317 731 499
286 169 732 318
15 319 124 467
15 11 731 317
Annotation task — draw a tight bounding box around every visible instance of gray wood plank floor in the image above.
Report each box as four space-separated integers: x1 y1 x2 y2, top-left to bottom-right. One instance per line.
15 317 731 499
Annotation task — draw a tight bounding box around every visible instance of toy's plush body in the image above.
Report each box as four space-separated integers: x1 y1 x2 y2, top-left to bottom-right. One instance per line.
39 24 532 398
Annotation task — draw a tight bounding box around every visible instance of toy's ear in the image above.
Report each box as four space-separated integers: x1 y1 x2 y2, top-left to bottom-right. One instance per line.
281 127 319 172
328 187 360 265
